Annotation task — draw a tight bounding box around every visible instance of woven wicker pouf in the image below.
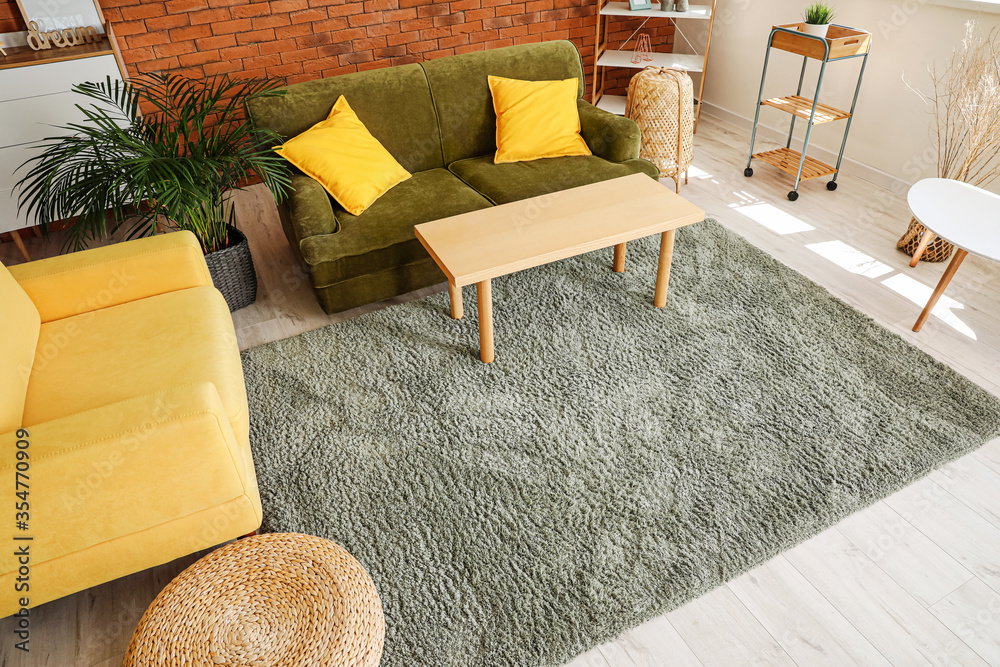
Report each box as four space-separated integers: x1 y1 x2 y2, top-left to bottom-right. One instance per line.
122 533 385 667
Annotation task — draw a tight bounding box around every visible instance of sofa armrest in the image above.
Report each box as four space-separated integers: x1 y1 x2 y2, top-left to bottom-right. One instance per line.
0 382 262 615
287 173 339 241
578 99 643 163
8 231 212 323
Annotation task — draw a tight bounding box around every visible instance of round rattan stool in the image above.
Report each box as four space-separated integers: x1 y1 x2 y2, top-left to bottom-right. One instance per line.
121 532 384 667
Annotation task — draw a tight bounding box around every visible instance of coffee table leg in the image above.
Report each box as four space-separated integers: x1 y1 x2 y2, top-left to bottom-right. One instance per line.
448 280 463 319
477 279 494 363
653 229 676 308
613 243 627 273
910 230 935 268
913 249 967 332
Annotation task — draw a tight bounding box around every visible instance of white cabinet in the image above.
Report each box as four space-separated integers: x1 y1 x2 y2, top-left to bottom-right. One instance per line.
0 51 123 235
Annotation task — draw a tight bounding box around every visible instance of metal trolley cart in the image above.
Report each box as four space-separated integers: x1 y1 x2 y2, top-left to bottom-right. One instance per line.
744 23 871 201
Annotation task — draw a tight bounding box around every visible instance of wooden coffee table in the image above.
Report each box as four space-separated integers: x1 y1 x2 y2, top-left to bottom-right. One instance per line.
415 174 705 363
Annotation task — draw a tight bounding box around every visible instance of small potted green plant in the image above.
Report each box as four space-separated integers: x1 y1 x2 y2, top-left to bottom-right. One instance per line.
16 73 291 311
802 2 835 38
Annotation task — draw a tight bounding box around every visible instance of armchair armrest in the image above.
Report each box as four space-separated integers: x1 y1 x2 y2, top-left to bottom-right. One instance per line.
0 382 262 615
578 99 643 163
8 231 212 322
286 172 339 241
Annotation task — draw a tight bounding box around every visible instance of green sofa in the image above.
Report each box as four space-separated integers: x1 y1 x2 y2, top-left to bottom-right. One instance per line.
248 41 659 314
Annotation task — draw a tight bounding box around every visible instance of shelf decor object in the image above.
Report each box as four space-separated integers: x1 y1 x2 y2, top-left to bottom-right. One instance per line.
631 33 653 63
744 23 871 201
591 0 716 130
802 2 835 38
629 0 653 10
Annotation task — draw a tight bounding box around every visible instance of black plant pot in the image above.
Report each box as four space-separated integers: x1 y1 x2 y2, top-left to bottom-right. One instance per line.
204 226 258 312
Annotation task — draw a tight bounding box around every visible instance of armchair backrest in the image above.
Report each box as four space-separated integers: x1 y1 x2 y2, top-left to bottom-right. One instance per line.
0 261 39 433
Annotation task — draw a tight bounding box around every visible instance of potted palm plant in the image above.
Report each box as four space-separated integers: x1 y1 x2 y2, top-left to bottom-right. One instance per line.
802 2 835 37
16 73 291 311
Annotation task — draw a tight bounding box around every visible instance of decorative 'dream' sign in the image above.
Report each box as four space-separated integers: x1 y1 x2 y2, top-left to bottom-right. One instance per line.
26 20 101 49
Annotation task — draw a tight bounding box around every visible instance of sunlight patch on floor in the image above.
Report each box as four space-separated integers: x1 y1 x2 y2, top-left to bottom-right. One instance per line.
730 202 815 235
882 273 977 340
805 240 894 278
687 165 712 180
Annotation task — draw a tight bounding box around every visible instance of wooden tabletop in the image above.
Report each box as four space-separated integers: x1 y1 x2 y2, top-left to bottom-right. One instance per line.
908 178 1000 264
0 40 114 70
415 174 705 286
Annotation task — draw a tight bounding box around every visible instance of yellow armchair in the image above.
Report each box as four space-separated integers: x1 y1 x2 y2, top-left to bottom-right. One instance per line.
0 231 261 618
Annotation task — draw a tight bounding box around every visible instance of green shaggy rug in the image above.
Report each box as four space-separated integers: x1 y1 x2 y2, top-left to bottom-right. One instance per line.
242 219 1000 667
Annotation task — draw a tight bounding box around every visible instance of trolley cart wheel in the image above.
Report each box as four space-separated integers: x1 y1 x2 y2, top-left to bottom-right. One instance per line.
787 190 799 201
744 167 754 177
827 181 838 191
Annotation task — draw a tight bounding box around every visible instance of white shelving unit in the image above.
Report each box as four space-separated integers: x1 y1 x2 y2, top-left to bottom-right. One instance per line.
591 0 717 132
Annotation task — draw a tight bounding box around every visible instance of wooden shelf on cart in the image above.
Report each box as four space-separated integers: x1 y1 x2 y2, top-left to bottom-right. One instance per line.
770 23 871 60
761 95 850 123
753 147 836 180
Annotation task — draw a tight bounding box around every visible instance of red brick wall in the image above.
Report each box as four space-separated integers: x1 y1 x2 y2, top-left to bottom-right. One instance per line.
1 0 673 98
0 0 19 33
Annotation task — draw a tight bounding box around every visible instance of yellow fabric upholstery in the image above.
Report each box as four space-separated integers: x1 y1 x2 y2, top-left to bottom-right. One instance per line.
275 95 411 216
22 286 248 441
0 384 261 615
0 231 260 618
488 75 592 164
8 230 212 323
0 263 39 434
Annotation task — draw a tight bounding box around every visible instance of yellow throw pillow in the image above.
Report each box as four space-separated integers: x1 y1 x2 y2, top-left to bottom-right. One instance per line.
275 96 410 216
488 75 592 164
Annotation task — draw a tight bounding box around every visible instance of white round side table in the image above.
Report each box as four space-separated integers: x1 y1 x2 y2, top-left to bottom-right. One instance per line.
907 178 1000 332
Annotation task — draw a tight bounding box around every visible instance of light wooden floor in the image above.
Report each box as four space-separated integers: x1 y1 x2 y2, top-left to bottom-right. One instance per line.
2 114 1000 666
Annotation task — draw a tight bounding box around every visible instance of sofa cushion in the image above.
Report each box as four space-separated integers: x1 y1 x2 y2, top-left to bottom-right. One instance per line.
276 96 412 216
421 41 587 165
22 286 249 442
0 262 39 433
448 154 661 205
489 75 591 164
299 168 492 289
247 63 444 173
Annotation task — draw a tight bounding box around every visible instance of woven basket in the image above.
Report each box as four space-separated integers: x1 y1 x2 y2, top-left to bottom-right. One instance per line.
122 532 385 667
205 225 258 311
896 217 954 263
625 66 694 192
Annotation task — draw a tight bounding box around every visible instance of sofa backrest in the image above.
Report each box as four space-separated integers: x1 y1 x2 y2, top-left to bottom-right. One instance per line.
421 41 587 165
247 63 444 174
0 261 39 433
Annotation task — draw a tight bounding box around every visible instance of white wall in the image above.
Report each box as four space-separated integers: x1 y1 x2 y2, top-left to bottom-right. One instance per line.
679 0 1000 190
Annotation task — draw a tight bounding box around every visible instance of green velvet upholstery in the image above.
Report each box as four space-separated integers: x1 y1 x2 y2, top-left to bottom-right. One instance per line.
312 258 446 315
299 169 491 293
286 173 338 240
578 100 644 164
448 155 660 205
248 41 659 314
246 64 443 173
421 41 587 165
